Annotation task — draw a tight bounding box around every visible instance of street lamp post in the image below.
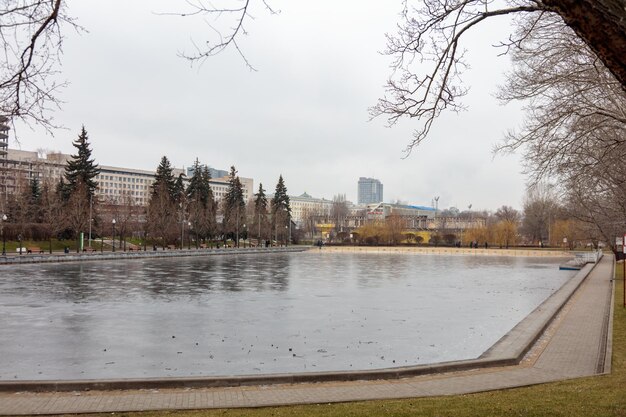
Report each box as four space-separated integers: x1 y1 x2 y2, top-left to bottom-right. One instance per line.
243 224 246 248
187 222 191 250
1 214 6 256
112 219 116 252
88 195 93 248
235 205 240 248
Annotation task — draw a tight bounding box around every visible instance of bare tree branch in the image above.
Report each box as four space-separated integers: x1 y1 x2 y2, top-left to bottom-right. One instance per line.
161 0 278 71
369 1 542 155
0 0 82 132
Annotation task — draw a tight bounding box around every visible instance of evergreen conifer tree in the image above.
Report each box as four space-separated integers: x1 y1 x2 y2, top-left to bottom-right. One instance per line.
29 177 42 222
201 166 215 204
222 166 246 246
63 126 100 200
254 183 268 214
30 177 41 201
186 160 217 246
147 156 180 248
253 183 269 242
186 159 205 203
271 175 291 244
173 173 186 204
151 156 176 199
271 175 291 217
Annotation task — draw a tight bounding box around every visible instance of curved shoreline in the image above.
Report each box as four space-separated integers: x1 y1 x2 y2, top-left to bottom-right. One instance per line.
0 254 598 393
0 245 572 266
0 246 306 265
319 245 572 257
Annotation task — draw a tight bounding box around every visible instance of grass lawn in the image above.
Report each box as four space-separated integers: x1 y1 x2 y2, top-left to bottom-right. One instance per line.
1 238 110 253
56 262 626 417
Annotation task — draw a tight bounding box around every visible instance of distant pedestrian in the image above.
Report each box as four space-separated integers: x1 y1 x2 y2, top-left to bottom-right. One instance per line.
484 242 488 249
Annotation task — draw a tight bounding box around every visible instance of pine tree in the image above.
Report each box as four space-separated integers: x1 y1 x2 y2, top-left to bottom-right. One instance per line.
30 177 41 202
254 183 268 215
29 177 42 222
186 159 205 203
63 126 100 200
253 183 269 242
173 173 186 204
271 175 291 217
147 156 177 247
201 166 215 205
271 175 291 244
222 166 246 246
151 156 176 200
186 160 217 246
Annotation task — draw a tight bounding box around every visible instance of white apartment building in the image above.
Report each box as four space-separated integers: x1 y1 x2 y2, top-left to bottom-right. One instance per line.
2 148 253 206
288 192 334 226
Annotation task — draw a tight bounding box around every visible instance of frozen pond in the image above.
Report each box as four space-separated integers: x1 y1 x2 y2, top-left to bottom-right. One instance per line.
0 251 574 380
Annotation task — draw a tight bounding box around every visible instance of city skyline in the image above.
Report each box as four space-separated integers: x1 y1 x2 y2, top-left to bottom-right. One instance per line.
10 0 527 211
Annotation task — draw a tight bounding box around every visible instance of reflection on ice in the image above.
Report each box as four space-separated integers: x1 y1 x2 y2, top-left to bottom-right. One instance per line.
0 252 574 380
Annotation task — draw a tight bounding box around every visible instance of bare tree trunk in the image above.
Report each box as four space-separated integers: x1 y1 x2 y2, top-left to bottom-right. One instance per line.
544 0 626 89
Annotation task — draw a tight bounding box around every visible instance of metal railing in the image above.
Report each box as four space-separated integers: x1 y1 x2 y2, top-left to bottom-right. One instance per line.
574 250 603 265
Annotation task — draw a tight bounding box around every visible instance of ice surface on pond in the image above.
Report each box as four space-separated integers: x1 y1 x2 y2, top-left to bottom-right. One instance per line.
0 252 575 380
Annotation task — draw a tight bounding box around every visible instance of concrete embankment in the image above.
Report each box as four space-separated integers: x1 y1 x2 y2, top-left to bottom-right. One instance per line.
0 246 306 265
318 245 572 257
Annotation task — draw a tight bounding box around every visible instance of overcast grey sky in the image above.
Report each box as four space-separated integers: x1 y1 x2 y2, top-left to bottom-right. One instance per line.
12 0 528 211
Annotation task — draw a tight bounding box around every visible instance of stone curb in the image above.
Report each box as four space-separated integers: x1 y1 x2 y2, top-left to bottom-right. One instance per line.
0 256 601 393
0 247 305 265
320 246 572 257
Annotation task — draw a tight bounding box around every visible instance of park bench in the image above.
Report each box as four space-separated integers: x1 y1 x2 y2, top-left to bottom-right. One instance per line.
167 245 177 250
200 243 208 249
27 246 44 254
83 247 96 252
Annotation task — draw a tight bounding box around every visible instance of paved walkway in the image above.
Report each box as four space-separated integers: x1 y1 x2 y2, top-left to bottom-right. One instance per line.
0 255 615 415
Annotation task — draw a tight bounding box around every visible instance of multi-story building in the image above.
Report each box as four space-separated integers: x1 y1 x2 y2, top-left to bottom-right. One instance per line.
288 192 334 226
209 175 254 204
0 117 10 206
357 177 383 205
0 116 8 162
2 148 254 206
186 165 228 181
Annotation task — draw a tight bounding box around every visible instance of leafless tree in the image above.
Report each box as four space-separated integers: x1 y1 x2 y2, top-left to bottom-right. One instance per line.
368 0 626 154
146 181 177 248
495 14 626 182
64 180 90 252
385 214 406 245
521 183 560 244
301 206 324 239
1 0 80 130
493 13 626 247
39 179 63 253
493 219 517 248
331 194 349 237
111 191 140 250
494 205 520 223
